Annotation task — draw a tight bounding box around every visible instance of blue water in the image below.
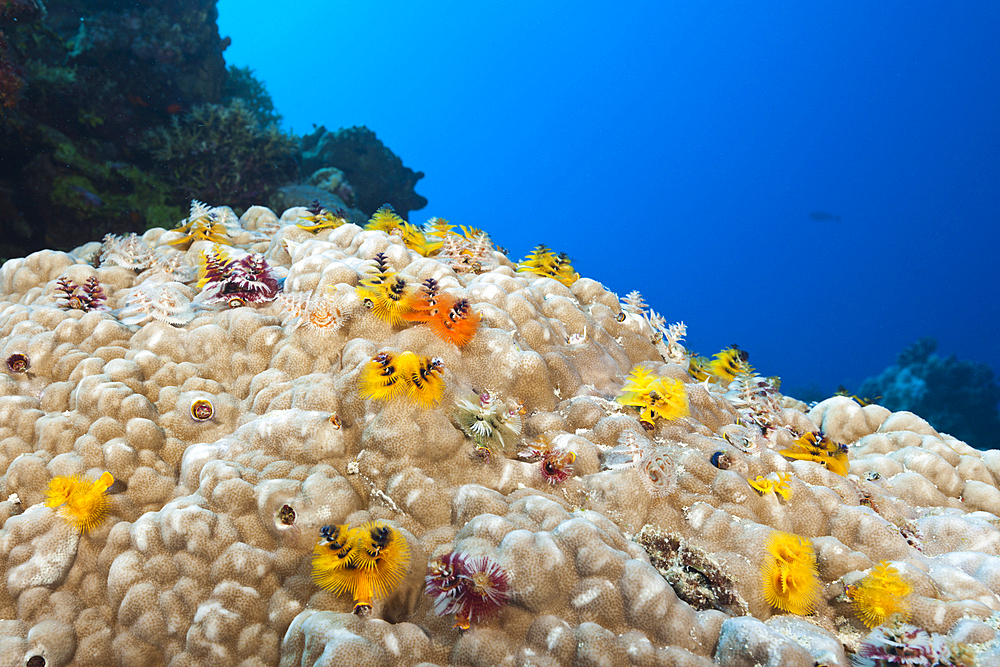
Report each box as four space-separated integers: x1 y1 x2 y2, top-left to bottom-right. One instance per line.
218 0 1000 397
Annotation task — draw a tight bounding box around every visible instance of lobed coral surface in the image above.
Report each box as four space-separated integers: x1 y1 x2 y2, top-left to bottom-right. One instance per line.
1 203 999 666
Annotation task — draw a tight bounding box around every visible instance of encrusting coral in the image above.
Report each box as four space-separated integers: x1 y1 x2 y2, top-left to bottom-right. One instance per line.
2 200 1000 667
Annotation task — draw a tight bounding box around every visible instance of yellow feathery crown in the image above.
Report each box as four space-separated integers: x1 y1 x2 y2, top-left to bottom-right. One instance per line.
311 521 411 610
359 351 445 407
687 354 711 382
297 211 346 232
708 346 754 383
517 244 579 287
366 205 432 255
749 472 793 501
311 524 358 598
45 472 115 533
359 351 409 402
356 252 412 326
615 365 690 427
195 245 232 288
761 530 821 616
779 431 850 477
851 560 912 628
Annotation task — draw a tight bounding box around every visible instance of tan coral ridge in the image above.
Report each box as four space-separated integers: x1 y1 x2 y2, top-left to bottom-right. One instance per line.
0 203 998 666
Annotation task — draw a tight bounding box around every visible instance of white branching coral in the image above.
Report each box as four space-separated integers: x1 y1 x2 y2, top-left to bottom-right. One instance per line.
99 233 154 271
647 314 687 363
724 376 785 430
620 290 648 314
436 233 499 274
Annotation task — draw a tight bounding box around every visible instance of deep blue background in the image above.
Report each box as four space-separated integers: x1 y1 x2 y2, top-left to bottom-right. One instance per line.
218 0 999 397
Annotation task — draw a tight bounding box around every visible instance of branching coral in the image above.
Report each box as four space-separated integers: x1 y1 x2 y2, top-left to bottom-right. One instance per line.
142 100 299 212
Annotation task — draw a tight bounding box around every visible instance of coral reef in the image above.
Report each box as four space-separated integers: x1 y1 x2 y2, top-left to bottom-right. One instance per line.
858 337 1000 449
141 99 299 213
1 4 428 266
0 0 230 256
300 125 428 219
1 205 1000 667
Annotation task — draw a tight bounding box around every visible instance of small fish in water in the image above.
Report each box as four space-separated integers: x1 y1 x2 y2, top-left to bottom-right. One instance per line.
69 185 103 208
809 211 841 222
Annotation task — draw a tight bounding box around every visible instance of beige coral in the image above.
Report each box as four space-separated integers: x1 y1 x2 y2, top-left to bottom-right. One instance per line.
2 208 1000 667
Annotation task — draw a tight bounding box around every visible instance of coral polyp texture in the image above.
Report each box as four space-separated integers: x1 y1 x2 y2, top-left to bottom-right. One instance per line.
2 203 1000 667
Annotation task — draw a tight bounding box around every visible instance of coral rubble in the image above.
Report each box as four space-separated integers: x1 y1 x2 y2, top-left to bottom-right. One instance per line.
1 207 999 666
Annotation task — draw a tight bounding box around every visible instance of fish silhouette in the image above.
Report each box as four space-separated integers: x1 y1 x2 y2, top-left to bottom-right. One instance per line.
809 211 841 222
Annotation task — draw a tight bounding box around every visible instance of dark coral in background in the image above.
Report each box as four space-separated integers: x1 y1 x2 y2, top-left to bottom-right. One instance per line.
0 0 425 261
301 125 428 220
858 337 1000 450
